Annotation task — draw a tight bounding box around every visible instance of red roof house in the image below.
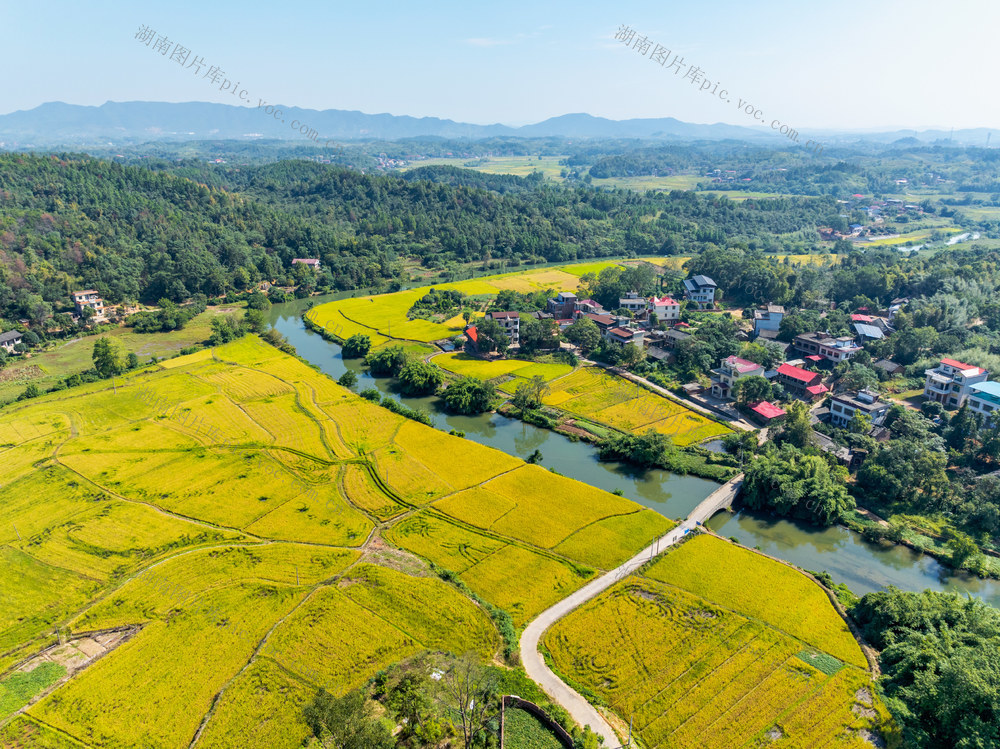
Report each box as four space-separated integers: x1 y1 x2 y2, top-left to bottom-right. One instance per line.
749 401 786 423
776 363 824 399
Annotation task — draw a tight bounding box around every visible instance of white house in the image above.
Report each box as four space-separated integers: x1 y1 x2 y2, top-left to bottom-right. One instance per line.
924 358 989 408
710 355 765 399
605 326 644 346
71 290 105 319
650 296 680 324
292 258 321 269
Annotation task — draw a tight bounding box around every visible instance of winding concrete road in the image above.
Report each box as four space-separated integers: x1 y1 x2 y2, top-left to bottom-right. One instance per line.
518 476 743 747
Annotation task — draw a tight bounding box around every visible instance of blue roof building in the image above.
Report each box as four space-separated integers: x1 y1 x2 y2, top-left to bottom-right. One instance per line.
969 381 1000 425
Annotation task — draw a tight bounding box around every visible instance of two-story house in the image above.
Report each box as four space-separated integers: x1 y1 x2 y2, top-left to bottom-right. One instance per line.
489 311 520 345
682 275 717 309
72 290 105 319
924 358 989 408
776 363 828 401
605 327 644 346
792 332 861 363
617 292 647 314
829 389 890 428
710 355 765 400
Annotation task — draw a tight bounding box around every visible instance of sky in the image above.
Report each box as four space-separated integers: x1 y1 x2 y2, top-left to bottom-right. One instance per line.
2 0 997 132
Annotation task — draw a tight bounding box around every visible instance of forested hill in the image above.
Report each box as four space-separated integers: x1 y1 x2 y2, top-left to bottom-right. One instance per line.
0 153 834 323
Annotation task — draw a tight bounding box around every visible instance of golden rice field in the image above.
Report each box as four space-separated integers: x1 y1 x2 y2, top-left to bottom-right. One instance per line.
542 367 731 445
0 335 669 746
546 547 890 749
643 535 866 668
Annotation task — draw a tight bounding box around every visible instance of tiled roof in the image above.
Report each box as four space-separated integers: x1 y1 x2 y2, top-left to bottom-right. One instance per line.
777 363 819 383
723 355 762 374
750 401 786 419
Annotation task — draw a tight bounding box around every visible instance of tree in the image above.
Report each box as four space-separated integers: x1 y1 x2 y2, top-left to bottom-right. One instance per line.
208 314 247 345
365 344 408 376
474 317 509 355
563 317 602 355
342 334 372 359
246 290 271 310
733 375 772 407
303 688 394 749
512 375 549 412
92 338 125 393
337 370 358 389
839 363 879 392
125 352 140 370
244 307 268 334
743 444 854 525
850 588 1000 749
397 360 444 396
442 377 495 414
775 401 814 449
847 409 872 435
434 655 500 749
599 430 677 468
518 316 557 354
619 342 645 369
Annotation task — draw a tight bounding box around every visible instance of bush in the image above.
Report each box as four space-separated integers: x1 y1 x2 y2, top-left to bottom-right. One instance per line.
342 334 372 359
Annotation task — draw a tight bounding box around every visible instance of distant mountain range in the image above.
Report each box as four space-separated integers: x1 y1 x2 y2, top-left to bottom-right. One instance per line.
0 101 992 147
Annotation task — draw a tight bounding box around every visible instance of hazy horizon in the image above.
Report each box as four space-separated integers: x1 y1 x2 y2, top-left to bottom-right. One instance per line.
4 0 997 132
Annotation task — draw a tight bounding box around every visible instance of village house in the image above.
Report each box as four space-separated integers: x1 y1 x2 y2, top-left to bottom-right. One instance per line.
488 311 520 345
0 330 22 354
872 358 904 377
617 292 647 314
752 304 785 338
584 313 616 334
968 382 1000 427
776 362 828 401
710 355 765 400
547 291 578 319
682 275 717 309
748 400 786 426
792 332 861 363
291 258 321 269
662 328 691 351
650 295 680 324
605 326 644 346
574 299 605 316
829 389 891 429
71 290 105 320
923 358 989 408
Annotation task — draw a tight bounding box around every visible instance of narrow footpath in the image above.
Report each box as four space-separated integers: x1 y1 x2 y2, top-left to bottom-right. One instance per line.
518 475 743 747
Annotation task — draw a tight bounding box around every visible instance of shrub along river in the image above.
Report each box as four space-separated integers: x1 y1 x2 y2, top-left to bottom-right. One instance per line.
270 294 1000 606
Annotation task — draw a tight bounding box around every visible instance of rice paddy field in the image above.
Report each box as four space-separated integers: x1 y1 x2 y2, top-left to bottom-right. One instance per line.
0 335 669 746
542 367 731 446
545 535 891 749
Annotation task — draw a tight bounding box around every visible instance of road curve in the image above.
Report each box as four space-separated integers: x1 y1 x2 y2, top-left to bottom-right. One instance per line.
518 476 744 747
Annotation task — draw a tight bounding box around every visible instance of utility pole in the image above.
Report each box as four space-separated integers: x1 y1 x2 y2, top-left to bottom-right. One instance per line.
13 524 21 541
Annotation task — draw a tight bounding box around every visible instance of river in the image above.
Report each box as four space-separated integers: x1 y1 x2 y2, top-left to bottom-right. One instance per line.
269 293 1000 606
